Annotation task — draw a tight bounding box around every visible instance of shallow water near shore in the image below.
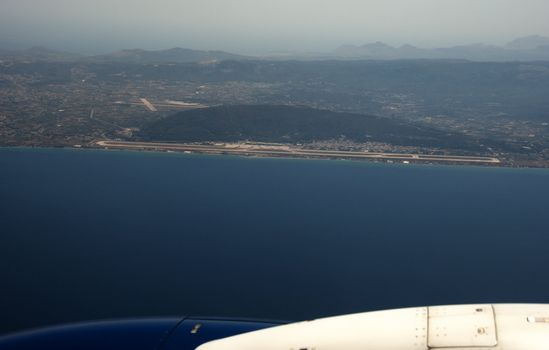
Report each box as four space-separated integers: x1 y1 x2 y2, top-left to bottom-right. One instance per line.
1 147 549 335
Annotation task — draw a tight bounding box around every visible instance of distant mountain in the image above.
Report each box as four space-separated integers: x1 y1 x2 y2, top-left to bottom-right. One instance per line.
3 35 549 64
506 35 549 50
140 105 481 150
0 47 81 62
0 46 248 64
331 36 549 61
334 42 425 59
91 48 248 64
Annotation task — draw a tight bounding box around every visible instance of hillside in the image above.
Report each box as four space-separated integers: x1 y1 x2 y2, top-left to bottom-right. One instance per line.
140 105 486 151
0 47 82 62
91 47 248 63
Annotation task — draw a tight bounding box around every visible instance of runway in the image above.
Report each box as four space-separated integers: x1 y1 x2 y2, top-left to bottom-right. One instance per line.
95 140 501 165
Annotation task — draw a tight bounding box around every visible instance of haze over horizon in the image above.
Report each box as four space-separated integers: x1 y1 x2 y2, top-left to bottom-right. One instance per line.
1 0 549 55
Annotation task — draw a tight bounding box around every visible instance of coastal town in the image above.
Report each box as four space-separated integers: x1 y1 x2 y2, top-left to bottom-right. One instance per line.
1 58 548 167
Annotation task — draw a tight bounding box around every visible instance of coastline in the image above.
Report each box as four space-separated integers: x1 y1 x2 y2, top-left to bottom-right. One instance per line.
93 140 504 167
3 144 549 172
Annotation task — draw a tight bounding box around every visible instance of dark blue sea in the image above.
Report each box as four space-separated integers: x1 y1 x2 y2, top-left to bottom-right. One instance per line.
1 147 549 335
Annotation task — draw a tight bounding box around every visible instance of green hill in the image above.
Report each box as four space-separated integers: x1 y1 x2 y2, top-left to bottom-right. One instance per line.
140 105 487 151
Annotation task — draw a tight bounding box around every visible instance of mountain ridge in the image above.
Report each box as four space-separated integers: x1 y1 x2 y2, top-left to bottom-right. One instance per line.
2 35 549 63
332 35 549 61
90 47 249 63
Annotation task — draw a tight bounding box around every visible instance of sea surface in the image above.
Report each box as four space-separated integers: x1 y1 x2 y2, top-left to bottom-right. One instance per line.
1 147 549 335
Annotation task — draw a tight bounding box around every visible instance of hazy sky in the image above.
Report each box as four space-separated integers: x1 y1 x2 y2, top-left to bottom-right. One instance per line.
1 0 549 54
